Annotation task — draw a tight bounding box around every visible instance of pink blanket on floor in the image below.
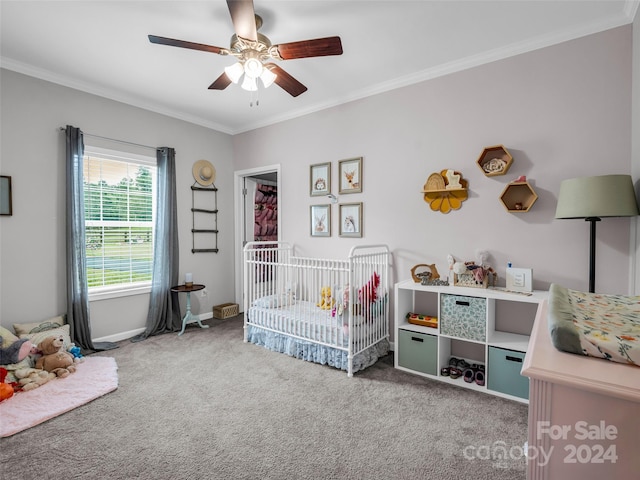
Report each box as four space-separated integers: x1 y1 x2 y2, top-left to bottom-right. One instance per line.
0 356 118 437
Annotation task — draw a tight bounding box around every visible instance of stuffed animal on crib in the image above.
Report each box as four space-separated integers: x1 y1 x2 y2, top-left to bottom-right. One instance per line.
35 335 76 378
359 272 380 304
317 286 335 310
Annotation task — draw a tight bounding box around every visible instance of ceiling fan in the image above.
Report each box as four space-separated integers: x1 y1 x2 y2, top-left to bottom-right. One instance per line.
148 0 343 97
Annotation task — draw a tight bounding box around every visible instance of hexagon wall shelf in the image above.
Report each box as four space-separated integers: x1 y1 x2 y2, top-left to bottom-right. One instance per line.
477 145 513 177
499 181 538 212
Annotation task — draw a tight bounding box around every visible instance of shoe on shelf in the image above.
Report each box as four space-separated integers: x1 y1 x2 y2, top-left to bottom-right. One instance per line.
440 367 450 376
449 367 462 379
457 359 471 370
475 370 485 386
472 363 485 372
448 357 459 368
463 368 475 383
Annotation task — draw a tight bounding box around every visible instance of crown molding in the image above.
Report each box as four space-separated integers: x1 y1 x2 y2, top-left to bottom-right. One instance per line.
3 5 635 136
0 57 235 135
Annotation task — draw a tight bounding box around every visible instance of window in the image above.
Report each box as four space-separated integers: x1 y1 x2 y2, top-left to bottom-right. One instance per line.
83 147 156 296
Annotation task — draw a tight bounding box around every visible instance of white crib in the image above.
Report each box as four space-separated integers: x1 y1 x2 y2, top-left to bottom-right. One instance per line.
243 242 391 376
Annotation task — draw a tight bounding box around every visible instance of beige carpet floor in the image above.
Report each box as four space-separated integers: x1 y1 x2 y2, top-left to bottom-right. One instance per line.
0 315 528 479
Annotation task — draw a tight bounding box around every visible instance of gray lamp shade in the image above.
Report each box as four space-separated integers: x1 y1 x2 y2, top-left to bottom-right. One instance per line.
555 174 639 219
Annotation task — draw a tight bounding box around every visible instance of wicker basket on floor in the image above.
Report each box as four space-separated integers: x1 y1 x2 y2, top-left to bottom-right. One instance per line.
213 303 239 319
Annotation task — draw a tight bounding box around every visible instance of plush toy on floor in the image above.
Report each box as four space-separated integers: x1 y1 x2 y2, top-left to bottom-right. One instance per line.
14 367 55 391
68 344 85 363
0 337 36 365
35 335 76 378
0 367 16 401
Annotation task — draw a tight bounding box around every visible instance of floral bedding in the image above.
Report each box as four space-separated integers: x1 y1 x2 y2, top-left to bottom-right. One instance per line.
548 283 640 367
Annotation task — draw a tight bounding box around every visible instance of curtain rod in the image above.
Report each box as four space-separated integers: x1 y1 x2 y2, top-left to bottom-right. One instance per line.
59 127 157 151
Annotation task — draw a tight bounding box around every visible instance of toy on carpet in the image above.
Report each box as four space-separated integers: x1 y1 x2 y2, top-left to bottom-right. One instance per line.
0 367 16 402
0 337 37 365
317 286 335 310
35 335 77 378
14 367 55 391
68 344 85 363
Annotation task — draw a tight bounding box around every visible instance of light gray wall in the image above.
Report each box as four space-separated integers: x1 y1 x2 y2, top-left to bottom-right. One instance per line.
1 24 636 342
234 26 634 297
0 71 235 338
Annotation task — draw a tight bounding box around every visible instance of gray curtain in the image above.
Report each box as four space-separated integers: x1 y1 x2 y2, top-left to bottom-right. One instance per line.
65 125 118 353
132 147 181 341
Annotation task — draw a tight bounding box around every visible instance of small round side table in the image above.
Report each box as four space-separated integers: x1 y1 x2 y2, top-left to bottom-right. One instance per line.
171 283 209 336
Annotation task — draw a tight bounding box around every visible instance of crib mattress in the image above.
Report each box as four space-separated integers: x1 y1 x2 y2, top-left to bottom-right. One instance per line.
548 283 640 367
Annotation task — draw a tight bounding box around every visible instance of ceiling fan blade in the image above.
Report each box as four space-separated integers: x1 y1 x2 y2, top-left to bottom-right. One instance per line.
265 64 307 97
274 36 343 60
227 0 257 42
208 72 232 90
148 35 224 54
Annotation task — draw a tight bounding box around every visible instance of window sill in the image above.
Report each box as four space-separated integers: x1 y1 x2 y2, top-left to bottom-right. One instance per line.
89 284 152 302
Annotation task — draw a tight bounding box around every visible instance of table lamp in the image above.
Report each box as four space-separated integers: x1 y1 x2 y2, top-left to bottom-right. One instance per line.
555 174 639 293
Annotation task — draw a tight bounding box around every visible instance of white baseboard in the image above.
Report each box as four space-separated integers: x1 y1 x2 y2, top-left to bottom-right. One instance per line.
93 311 215 343
93 327 145 343
196 312 213 322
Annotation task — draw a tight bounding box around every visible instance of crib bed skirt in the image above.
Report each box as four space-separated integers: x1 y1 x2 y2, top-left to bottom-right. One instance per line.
247 325 390 373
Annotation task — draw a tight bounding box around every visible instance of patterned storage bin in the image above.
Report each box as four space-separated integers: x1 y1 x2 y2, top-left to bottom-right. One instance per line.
440 294 486 341
213 303 239 319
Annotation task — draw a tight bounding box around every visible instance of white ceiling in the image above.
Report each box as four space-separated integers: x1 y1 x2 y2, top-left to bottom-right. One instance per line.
1 1 637 135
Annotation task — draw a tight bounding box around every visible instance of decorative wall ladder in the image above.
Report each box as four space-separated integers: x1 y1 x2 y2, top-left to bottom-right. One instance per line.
191 184 219 253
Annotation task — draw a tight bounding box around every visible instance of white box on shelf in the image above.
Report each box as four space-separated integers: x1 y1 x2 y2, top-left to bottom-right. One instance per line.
505 267 532 292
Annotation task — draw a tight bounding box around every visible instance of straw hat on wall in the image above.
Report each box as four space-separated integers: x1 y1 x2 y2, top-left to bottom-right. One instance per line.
192 160 216 186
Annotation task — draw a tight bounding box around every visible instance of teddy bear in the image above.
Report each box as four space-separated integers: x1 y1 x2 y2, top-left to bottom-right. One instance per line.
14 367 55 391
35 335 76 378
316 286 335 310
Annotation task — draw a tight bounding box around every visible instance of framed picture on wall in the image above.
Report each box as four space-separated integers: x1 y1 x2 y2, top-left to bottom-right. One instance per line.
339 202 362 237
0 176 12 216
310 204 331 237
338 157 362 194
310 162 331 196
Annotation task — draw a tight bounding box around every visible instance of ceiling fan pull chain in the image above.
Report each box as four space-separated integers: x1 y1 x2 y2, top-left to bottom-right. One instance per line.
250 89 260 107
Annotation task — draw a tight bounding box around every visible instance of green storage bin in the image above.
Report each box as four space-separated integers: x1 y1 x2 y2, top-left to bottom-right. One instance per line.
487 347 529 400
398 329 437 375
440 294 486 341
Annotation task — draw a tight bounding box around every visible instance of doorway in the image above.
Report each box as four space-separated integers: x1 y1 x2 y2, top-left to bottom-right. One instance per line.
234 165 281 309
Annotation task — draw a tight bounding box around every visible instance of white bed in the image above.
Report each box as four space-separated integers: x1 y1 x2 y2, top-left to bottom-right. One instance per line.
243 242 391 376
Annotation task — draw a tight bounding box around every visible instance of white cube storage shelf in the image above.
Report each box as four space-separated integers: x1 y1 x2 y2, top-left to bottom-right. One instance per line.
394 280 547 403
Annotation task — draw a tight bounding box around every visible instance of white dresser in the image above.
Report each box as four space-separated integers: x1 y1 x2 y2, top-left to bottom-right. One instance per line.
522 300 640 479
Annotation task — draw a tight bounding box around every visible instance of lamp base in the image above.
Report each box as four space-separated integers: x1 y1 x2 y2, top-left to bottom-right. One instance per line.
585 217 601 293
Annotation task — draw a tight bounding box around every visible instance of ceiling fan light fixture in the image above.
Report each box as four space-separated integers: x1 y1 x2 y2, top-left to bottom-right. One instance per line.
260 67 277 88
224 62 244 84
241 75 258 92
243 56 263 79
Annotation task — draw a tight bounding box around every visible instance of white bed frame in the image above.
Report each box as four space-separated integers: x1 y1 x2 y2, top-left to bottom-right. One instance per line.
243 241 391 376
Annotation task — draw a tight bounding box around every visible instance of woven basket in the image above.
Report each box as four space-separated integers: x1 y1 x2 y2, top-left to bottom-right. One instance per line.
213 303 239 319
453 272 489 289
